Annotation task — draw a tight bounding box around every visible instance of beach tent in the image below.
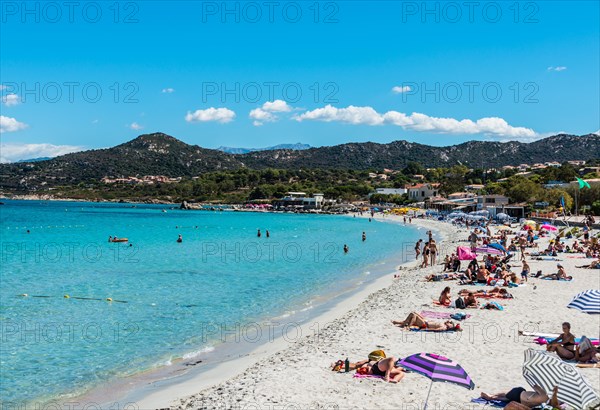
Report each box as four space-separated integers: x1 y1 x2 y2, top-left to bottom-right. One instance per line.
398 353 474 410
567 289 600 314
457 246 477 260
523 349 599 409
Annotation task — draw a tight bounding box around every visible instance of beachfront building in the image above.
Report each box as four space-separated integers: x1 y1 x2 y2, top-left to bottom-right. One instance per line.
273 192 325 210
406 183 440 201
372 188 408 196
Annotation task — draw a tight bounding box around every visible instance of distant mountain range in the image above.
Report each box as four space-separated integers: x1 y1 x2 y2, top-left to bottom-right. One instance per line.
1 132 598 192
216 143 311 154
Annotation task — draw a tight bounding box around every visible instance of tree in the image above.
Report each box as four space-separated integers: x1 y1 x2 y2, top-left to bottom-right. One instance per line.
506 176 544 203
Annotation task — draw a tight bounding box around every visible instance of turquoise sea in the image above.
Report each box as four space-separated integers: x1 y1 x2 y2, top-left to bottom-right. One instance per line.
0 200 419 405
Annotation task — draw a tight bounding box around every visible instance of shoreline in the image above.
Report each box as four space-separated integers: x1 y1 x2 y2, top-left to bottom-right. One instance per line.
121 216 452 409
28 213 441 409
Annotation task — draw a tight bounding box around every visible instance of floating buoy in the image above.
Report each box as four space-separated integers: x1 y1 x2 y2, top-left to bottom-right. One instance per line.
64 294 70 299
106 298 113 302
20 293 28 297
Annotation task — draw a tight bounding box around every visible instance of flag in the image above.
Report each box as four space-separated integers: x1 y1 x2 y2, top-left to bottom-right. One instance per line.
576 177 591 189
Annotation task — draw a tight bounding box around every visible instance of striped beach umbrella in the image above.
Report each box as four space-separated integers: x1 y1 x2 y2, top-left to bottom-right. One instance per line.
567 289 600 314
523 349 599 409
398 353 474 409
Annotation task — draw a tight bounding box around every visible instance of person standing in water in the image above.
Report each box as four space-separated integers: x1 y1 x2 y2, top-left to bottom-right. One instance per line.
177 234 183 243
343 244 349 253
362 231 366 241
257 229 261 238
266 230 270 238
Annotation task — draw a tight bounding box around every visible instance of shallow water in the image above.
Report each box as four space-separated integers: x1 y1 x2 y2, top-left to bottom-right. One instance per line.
0 200 418 404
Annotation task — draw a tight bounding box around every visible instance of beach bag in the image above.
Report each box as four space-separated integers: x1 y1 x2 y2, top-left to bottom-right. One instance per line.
455 297 466 309
368 350 386 362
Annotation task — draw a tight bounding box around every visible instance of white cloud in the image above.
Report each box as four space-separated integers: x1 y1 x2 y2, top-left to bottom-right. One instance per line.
0 143 83 163
129 122 144 130
2 93 20 106
262 99 292 112
162 88 175 93
249 108 276 126
293 105 385 125
0 116 28 133
92 119 99 124
185 107 236 124
392 85 412 94
294 105 536 139
248 100 294 126
547 66 567 72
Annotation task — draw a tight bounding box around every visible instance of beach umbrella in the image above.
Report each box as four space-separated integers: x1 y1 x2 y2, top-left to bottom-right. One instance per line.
487 243 507 253
540 224 558 231
474 246 504 256
523 220 536 226
523 349 599 409
567 289 600 314
496 212 509 220
398 353 474 410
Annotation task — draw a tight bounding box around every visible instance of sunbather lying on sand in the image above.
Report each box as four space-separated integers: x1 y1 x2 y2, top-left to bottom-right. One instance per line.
392 312 461 331
480 384 556 409
540 264 572 280
338 357 405 383
459 287 513 298
576 259 600 269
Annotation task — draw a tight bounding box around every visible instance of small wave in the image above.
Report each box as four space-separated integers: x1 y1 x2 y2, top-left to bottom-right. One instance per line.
182 346 215 359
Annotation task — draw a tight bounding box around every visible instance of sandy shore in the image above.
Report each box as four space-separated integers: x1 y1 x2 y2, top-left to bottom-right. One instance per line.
132 215 599 410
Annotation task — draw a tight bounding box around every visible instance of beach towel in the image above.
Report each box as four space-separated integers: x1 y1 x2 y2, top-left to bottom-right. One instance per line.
534 336 599 346
541 277 573 281
419 310 471 320
353 373 384 380
409 328 459 333
470 398 507 408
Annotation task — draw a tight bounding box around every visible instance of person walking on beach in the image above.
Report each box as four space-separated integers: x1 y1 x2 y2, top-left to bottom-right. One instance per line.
521 261 530 282
403 216 406 224
429 239 438 266
415 239 422 260
421 243 430 268
427 230 433 242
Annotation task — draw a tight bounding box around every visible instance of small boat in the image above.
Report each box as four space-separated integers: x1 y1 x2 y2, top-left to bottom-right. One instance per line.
111 238 129 243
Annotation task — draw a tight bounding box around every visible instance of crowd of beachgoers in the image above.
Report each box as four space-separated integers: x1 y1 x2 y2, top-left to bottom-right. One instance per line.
326 213 599 410
143 212 600 410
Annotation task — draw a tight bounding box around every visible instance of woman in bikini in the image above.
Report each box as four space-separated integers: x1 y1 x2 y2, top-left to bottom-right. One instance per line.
392 312 460 331
547 322 576 360
439 286 452 306
351 357 406 383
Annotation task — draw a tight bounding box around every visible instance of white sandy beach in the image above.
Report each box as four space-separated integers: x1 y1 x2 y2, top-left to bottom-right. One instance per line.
132 215 599 410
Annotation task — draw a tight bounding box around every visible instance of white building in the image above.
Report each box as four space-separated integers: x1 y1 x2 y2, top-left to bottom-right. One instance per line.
374 188 408 196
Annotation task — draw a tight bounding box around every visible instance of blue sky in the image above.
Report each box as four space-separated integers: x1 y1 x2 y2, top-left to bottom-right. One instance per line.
1 0 599 161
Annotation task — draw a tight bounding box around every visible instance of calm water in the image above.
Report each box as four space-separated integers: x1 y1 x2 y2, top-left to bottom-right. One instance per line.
0 200 418 404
